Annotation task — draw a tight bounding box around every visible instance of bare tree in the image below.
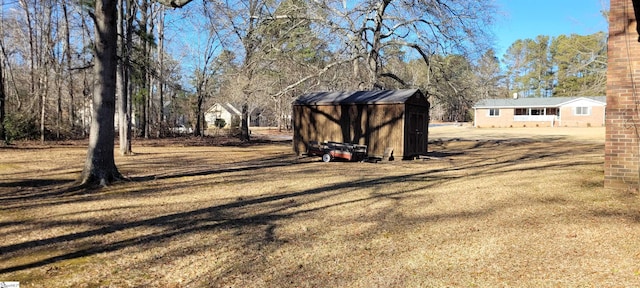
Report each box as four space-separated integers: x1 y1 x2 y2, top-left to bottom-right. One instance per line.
117 0 135 155
204 0 335 140
61 0 76 132
80 0 192 185
19 0 37 104
192 35 218 137
80 0 122 185
39 1 54 143
157 5 165 136
79 9 93 138
202 0 263 141
310 0 497 89
0 5 5 142
0 51 4 143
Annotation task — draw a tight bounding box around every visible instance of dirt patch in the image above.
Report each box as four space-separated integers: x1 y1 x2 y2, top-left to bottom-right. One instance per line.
1 128 638 287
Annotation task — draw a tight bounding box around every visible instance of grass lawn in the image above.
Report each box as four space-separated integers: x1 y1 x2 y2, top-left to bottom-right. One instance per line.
1 126 640 287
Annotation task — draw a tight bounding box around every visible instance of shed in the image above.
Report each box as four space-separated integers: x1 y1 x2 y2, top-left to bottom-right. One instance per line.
293 89 429 159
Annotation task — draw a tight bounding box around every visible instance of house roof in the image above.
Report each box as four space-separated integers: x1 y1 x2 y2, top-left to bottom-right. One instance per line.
473 96 606 109
294 89 422 105
207 103 241 115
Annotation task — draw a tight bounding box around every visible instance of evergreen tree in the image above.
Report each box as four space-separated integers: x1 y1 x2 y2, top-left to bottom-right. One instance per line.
550 32 607 96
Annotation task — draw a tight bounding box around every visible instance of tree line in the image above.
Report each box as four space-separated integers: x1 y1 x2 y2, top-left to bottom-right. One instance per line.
503 32 607 99
0 0 606 185
0 1 607 142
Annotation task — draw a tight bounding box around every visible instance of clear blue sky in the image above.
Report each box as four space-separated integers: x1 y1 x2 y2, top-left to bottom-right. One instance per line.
494 0 609 58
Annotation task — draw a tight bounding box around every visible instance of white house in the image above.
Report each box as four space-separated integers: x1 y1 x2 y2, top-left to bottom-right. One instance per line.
204 103 241 129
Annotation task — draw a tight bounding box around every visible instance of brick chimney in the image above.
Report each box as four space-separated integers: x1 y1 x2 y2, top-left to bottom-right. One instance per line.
605 0 640 189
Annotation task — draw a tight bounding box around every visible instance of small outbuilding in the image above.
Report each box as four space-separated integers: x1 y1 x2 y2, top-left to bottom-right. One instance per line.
293 89 429 160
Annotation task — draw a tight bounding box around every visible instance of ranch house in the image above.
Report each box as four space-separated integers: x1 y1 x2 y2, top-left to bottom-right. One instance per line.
472 96 606 128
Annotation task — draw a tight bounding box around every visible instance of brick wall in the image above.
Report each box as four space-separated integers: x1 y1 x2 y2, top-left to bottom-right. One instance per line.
474 108 516 128
474 106 604 128
605 0 640 189
558 106 605 127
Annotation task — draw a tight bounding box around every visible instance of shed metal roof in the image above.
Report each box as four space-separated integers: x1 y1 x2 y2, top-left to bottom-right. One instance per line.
294 89 422 105
473 96 606 108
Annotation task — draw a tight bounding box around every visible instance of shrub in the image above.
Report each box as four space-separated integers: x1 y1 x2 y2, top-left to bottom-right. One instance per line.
229 116 241 135
214 118 226 129
3 113 38 143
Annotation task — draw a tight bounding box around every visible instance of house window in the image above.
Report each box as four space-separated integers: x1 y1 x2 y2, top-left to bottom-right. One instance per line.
488 108 500 117
515 108 528 115
530 108 544 115
575 107 590 116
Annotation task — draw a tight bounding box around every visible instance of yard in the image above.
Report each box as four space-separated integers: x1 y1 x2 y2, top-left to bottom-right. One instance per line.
1 126 639 287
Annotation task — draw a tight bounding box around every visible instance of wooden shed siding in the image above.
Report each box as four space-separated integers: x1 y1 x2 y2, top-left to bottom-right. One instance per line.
404 104 429 155
293 103 406 157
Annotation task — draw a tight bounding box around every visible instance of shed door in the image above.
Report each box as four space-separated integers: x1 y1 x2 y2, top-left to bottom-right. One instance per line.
407 112 426 156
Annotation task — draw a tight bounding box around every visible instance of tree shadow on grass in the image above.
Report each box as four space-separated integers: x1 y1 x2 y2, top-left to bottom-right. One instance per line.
0 180 89 207
0 138 609 276
0 167 465 275
0 152 306 210
0 179 75 188
141 154 301 181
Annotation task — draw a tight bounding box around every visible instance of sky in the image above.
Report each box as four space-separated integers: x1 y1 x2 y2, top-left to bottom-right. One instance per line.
493 0 609 58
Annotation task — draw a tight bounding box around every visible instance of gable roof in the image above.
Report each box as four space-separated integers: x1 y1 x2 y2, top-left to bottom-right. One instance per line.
207 103 241 115
294 89 422 105
473 96 606 109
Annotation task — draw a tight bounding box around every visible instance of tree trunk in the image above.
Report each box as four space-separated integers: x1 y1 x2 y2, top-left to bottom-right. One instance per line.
39 69 47 144
124 0 134 153
0 60 5 143
117 0 124 146
19 0 37 104
147 4 155 138
79 0 122 186
194 91 204 137
62 0 76 132
157 6 165 137
117 0 132 155
80 9 91 137
367 0 390 89
125 0 134 145
56 63 62 139
240 101 250 141
39 1 52 144
140 0 150 139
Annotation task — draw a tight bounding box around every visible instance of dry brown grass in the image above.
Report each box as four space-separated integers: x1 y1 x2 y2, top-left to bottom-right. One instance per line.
1 126 640 287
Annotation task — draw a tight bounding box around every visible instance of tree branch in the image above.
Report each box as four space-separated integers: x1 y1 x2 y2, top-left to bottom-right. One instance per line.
154 0 192 8
379 72 407 86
